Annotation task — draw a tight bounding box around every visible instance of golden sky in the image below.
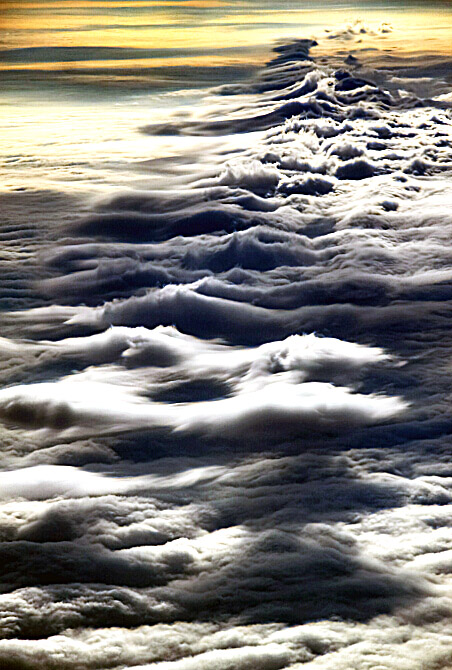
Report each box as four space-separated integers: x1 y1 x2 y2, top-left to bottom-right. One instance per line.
1 1 452 71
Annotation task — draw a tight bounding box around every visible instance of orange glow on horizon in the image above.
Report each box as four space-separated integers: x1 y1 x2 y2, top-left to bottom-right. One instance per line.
0 53 265 71
1 0 234 8
1 2 451 65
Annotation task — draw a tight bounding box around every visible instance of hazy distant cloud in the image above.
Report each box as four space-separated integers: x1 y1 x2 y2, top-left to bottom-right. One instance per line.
325 20 393 41
0 45 253 64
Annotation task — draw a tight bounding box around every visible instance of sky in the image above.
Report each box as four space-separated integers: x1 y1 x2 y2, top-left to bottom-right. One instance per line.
1 0 452 79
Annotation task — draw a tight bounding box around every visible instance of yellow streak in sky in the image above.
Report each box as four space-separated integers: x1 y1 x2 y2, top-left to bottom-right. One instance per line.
1 0 233 8
0 54 262 70
2 26 281 50
0 14 197 30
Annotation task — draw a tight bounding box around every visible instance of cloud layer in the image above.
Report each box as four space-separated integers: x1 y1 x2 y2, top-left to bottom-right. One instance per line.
1 30 452 670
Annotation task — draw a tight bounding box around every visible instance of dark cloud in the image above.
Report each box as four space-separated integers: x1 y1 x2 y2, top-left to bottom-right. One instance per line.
0 46 254 65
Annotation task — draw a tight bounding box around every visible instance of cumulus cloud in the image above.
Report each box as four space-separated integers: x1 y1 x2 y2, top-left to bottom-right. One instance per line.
325 20 393 42
0 327 406 443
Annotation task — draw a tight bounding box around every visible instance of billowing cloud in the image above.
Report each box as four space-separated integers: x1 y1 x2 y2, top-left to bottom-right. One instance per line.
2 26 452 670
